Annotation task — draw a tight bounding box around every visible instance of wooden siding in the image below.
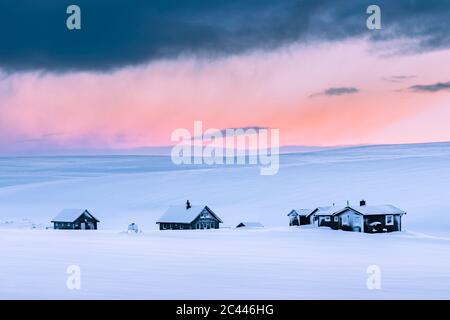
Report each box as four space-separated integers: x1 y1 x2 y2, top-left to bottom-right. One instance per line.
317 215 339 230
54 213 98 230
337 210 364 232
364 214 401 233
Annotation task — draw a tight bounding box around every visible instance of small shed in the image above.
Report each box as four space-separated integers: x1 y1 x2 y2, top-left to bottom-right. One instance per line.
156 201 223 230
236 222 264 228
51 209 99 230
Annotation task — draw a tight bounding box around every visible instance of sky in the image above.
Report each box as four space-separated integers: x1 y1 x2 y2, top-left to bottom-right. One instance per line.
0 0 450 154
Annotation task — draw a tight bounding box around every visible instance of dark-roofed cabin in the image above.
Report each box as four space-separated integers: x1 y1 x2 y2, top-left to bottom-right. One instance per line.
51 209 99 230
288 209 315 226
334 202 406 233
236 222 264 228
156 202 222 230
312 200 406 233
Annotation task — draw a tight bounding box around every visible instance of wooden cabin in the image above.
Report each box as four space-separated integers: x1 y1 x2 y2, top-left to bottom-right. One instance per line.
156 201 222 230
236 222 264 228
312 200 406 233
287 209 316 226
51 209 99 230
314 206 345 230
334 202 406 233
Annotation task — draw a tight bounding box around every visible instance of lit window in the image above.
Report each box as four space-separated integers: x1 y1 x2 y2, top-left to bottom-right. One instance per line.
325 216 331 222
334 216 339 222
386 215 394 226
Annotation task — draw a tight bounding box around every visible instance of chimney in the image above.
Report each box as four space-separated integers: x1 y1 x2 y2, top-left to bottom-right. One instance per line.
360 199 366 206
186 200 191 210
346 200 349 206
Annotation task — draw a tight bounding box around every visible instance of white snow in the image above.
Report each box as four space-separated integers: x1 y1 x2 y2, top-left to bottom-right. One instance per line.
51 209 94 222
288 209 315 216
1 227 450 299
1 142 450 299
344 204 406 215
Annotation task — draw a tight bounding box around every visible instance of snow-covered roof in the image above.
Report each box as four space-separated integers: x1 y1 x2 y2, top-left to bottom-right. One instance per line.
314 206 346 216
51 209 99 223
288 209 315 217
339 205 406 216
156 205 222 224
313 204 406 216
236 222 264 228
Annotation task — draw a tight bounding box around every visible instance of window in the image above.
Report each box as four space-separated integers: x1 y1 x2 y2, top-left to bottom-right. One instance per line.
325 216 331 222
353 216 360 224
386 215 394 226
200 211 209 219
334 216 339 222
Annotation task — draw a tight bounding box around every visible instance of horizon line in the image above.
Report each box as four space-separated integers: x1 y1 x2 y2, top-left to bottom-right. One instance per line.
1 140 450 157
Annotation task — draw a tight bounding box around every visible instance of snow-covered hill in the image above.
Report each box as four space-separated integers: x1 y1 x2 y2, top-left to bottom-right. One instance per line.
1 141 450 233
1 142 450 299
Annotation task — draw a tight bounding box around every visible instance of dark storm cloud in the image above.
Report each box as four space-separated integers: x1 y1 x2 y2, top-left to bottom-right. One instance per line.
408 81 450 93
0 0 449 72
310 87 359 98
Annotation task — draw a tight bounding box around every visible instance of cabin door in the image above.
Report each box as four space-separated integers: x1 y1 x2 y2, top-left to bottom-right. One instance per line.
81 222 86 230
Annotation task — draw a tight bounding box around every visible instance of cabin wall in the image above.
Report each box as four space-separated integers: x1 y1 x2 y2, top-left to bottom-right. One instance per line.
191 216 220 229
318 216 339 230
159 223 192 230
289 215 299 226
338 210 364 232
158 218 220 230
364 214 401 233
54 219 98 230
54 222 75 230
74 214 98 230
299 216 310 225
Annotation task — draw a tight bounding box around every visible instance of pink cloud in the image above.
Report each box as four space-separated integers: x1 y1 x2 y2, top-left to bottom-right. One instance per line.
1 39 450 153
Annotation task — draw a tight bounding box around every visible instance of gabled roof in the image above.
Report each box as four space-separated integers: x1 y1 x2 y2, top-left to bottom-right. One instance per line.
314 206 346 216
156 205 223 224
51 209 99 223
336 205 406 216
236 222 264 228
288 209 315 217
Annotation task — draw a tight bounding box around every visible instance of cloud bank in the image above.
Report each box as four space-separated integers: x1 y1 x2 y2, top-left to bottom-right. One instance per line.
0 0 449 72
409 81 450 93
310 87 359 98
